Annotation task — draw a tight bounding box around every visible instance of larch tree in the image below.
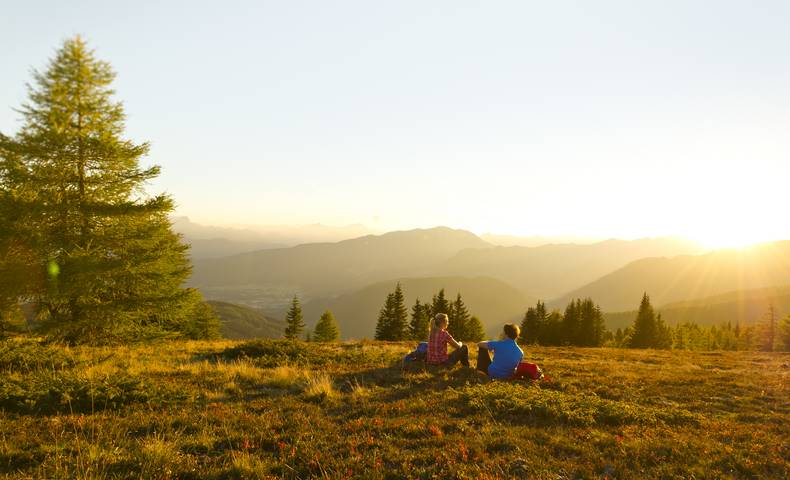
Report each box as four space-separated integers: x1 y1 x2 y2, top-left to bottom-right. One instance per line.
313 309 339 342
0 37 218 343
284 295 305 340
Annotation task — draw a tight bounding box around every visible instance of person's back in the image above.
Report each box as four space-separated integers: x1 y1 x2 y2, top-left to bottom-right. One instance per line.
486 337 523 379
476 323 524 379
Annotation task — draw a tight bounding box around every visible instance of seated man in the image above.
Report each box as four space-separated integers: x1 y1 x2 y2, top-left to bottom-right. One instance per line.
476 323 523 379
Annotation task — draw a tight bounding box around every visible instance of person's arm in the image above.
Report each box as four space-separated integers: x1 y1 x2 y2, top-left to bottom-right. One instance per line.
446 333 463 350
479 340 500 351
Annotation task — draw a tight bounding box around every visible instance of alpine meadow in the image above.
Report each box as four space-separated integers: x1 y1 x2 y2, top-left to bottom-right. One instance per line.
2 3 790 479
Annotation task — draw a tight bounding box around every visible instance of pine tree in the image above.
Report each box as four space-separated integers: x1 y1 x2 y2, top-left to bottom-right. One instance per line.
389 283 409 341
313 310 339 342
562 299 581 345
654 313 673 349
577 298 606 347
520 301 547 344
466 315 486 342
542 310 564 346
520 306 538 344
780 314 790 351
0 37 219 342
614 328 624 347
374 294 392 340
448 293 470 340
409 298 430 340
628 293 658 348
284 296 304 340
430 288 450 317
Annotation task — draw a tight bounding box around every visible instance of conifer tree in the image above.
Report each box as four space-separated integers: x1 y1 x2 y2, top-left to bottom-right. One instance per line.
520 301 547 344
520 306 538 344
409 298 430 340
654 313 673 349
541 310 564 346
374 294 393 341
628 293 658 348
284 296 305 340
577 298 606 347
389 283 409 341
466 315 486 342
780 314 790 351
430 288 450 317
0 36 219 342
313 310 339 342
615 327 624 347
562 299 581 345
448 292 470 340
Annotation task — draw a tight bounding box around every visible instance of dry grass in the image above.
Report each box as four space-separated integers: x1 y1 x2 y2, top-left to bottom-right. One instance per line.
0 338 787 479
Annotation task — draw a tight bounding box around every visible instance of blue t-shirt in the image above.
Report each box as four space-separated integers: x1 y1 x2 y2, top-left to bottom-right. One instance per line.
486 338 524 379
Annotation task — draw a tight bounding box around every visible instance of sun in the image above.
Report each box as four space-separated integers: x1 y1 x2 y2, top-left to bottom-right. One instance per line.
691 229 774 250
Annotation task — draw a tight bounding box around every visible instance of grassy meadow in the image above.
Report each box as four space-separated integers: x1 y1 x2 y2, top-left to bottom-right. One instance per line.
0 338 787 479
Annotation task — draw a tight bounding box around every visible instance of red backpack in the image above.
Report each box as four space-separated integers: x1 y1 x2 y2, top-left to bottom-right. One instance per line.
512 362 543 380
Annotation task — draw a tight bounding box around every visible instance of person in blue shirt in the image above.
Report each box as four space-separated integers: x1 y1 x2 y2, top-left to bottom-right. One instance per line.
476 323 524 379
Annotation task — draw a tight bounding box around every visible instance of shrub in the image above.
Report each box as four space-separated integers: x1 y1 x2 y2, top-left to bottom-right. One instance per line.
0 369 181 414
0 339 74 372
460 382 700 427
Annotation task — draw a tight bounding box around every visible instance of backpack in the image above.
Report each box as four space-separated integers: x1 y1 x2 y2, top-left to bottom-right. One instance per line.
402 342 428 370
512 362 543 380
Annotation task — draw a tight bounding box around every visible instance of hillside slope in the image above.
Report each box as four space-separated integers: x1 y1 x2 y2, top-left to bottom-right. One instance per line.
208 301 285 339
300 276 535 339
554 241 790 312
603 285 790 330
438 237 703 298
190 227 491 297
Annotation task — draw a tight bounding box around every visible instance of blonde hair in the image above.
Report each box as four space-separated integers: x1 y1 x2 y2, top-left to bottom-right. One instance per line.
429 313 448 339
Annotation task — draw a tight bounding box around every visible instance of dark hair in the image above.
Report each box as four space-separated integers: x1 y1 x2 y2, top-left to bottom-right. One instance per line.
503 323 520 340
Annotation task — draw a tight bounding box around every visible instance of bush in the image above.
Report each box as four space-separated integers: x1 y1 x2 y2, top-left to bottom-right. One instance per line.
217 340 394 368
0 339 74 372
460 382 700 427
0 369 180 414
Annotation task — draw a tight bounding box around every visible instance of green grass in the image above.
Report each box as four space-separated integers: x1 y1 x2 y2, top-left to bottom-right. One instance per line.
0 338 787 479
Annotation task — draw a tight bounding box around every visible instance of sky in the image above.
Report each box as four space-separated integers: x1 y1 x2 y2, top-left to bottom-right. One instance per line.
2 1 790 247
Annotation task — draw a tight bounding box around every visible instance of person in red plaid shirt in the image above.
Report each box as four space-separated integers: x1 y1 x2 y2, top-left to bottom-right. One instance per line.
426 313 469 367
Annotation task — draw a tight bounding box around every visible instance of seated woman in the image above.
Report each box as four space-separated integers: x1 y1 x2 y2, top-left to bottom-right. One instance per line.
426 313 469 367
477 323 523 379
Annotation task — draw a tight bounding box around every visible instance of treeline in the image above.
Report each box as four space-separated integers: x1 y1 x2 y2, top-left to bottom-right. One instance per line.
522 293 790 351
520 298 608 346
374 283 485 341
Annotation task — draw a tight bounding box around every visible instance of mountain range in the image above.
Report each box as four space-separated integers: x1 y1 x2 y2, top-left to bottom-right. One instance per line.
186 225 790 339
553 241 790 311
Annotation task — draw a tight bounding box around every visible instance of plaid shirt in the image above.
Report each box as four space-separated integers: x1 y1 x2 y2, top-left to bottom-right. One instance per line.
427 330 454 364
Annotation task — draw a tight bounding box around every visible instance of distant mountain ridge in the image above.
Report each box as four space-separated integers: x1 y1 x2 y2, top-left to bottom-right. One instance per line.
190 227 704 303
172 216 377 259
438 237 704 299
190 227 491 296
554 241 790 312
